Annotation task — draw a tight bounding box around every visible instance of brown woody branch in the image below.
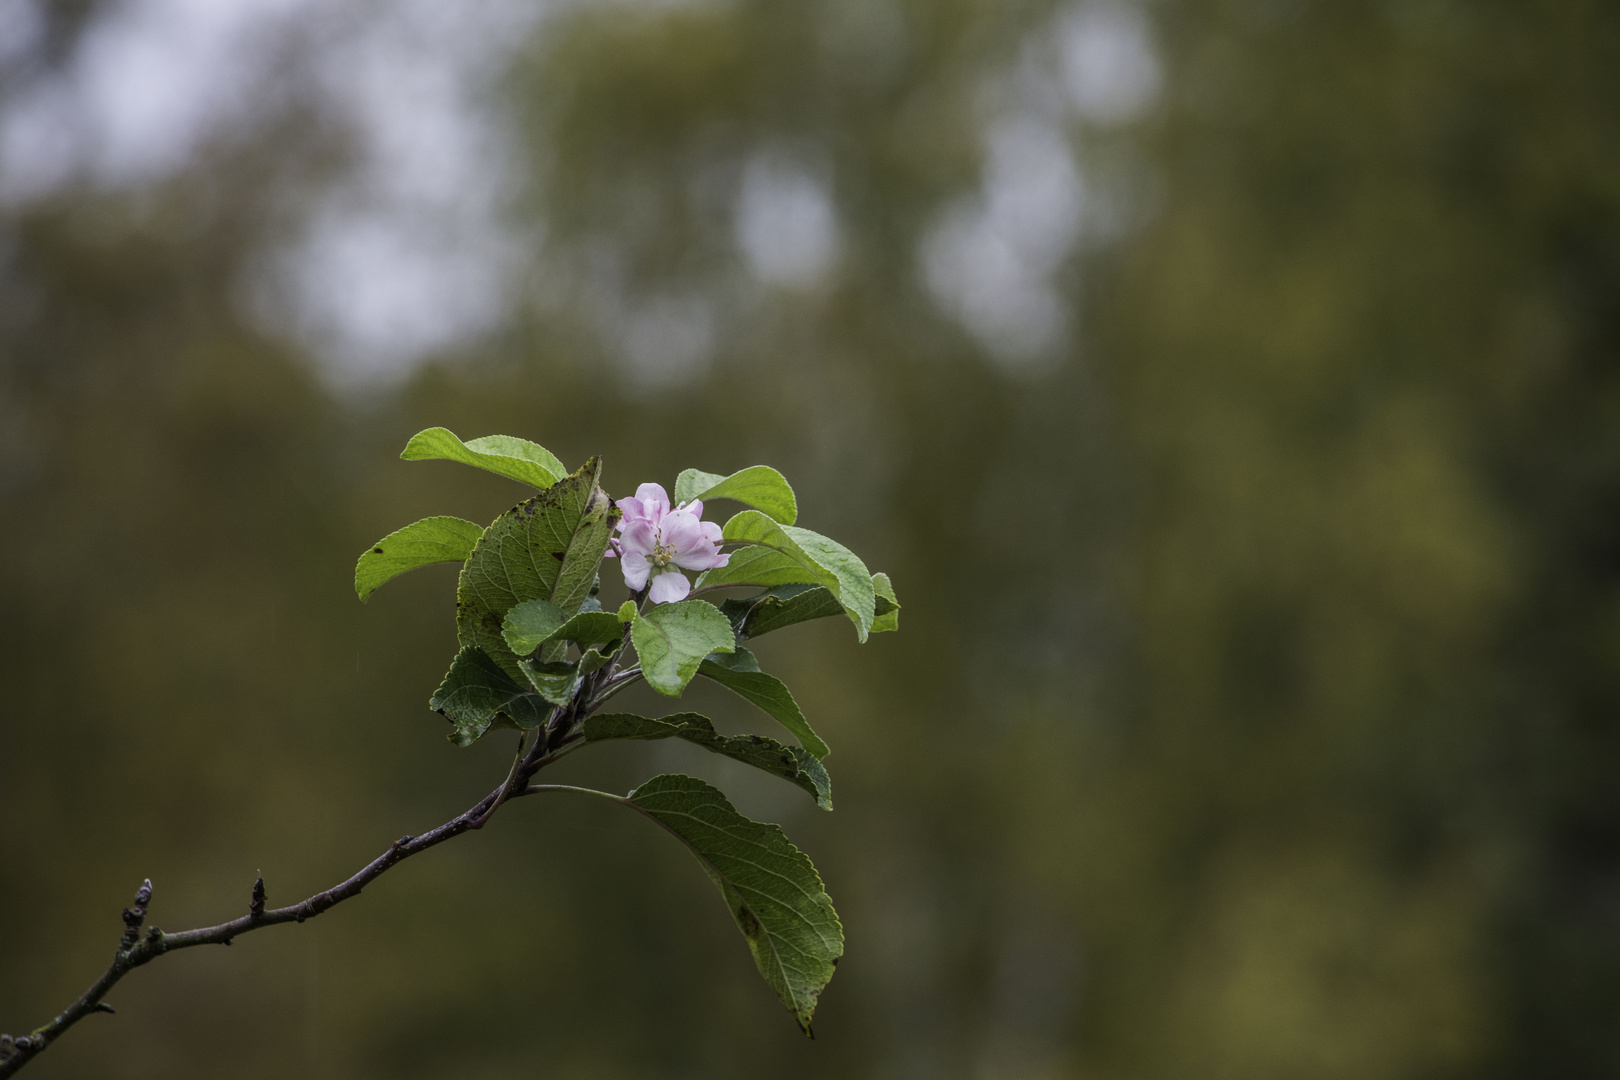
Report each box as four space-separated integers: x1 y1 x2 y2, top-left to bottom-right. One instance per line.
0 623 633 1077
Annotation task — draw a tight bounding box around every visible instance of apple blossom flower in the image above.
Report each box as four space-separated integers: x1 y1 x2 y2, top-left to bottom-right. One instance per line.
610 483 729 603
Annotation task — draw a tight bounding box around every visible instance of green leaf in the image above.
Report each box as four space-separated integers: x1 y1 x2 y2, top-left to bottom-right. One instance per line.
631 599 736 697
503 603 624 659
548 610 628 649
721 577 901 640
626 774 843 1034
429 647 549 746
501 599 565 655
520 658 579 706
577 642 619 676
719 584 832 636
585 712 832 809
400 427 566 489
457 458 617 682
354 516 484 602
698 648 829 758
617 600 638 621
870 572 900 634
674 466 798 525
694 512 876 641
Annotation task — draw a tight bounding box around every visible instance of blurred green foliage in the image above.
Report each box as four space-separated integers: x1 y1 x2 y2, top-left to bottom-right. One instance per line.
2 0 1618 1077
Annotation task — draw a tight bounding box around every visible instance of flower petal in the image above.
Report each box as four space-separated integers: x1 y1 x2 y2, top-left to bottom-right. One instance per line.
647 570 690 604
615 496 646 529
618 519 657 558
682 499 703 520
621 553 651 590
634 484 672 519
661 509 704 552
678 548 728 571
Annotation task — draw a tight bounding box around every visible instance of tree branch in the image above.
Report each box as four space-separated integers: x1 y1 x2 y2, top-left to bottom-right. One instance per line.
0 583 660 1074
0 726 579 1076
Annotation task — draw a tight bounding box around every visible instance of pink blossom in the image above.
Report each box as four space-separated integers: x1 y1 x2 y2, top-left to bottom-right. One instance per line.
615 483 674 531
611 483 729 603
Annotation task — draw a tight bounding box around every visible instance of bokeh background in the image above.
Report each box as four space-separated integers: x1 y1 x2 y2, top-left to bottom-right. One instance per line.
1 0 1617 1076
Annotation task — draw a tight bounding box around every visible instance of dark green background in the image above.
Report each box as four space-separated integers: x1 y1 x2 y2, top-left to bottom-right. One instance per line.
2 0 1618 1076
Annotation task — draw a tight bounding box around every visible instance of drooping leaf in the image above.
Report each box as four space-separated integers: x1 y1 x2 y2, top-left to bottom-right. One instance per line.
674 466 798 525
400 427 566 489
698 649 829 759
502 599 566 655
429 647 549 746
631 599 736 696
625 774 843 1034
354 516 484 602
520 658 579 706
870 572 900 634
719 577 899 641
693 512 875 641
720 584 839 639
457 458 617 682
586 712 832 809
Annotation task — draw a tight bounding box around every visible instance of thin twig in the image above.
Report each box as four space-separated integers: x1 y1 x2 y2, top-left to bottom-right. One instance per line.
588 667 643 709
471 728 536 829
0 708 585 1076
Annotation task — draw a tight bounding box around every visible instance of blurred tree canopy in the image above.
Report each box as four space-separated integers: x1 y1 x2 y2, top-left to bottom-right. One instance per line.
1 0 1617 1077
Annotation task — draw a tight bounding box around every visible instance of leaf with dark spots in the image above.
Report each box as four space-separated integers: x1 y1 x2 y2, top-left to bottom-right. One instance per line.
454 458 614 688
400 427 566 489
355 516 484 602
429 647 548 746
626 775 842 1034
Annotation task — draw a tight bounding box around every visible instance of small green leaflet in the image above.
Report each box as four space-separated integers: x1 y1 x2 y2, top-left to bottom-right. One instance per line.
625 774 843 1034
548 610 628 649
457 459 616 684
674 466 798 525
585 712 831 809
577 642 618 675
698 649 829 759
693 511 876 641
631 599 736 696
504 602 626 664
502 599 565 655
520 658 578 705
401 427 566 489
871 572 900 634
721 577 900 640
429 647 549 746
354 516 484 602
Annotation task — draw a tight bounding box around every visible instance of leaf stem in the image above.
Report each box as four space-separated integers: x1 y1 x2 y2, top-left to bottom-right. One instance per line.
518 784 626 804
687 584 753 597
588 667 642 709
